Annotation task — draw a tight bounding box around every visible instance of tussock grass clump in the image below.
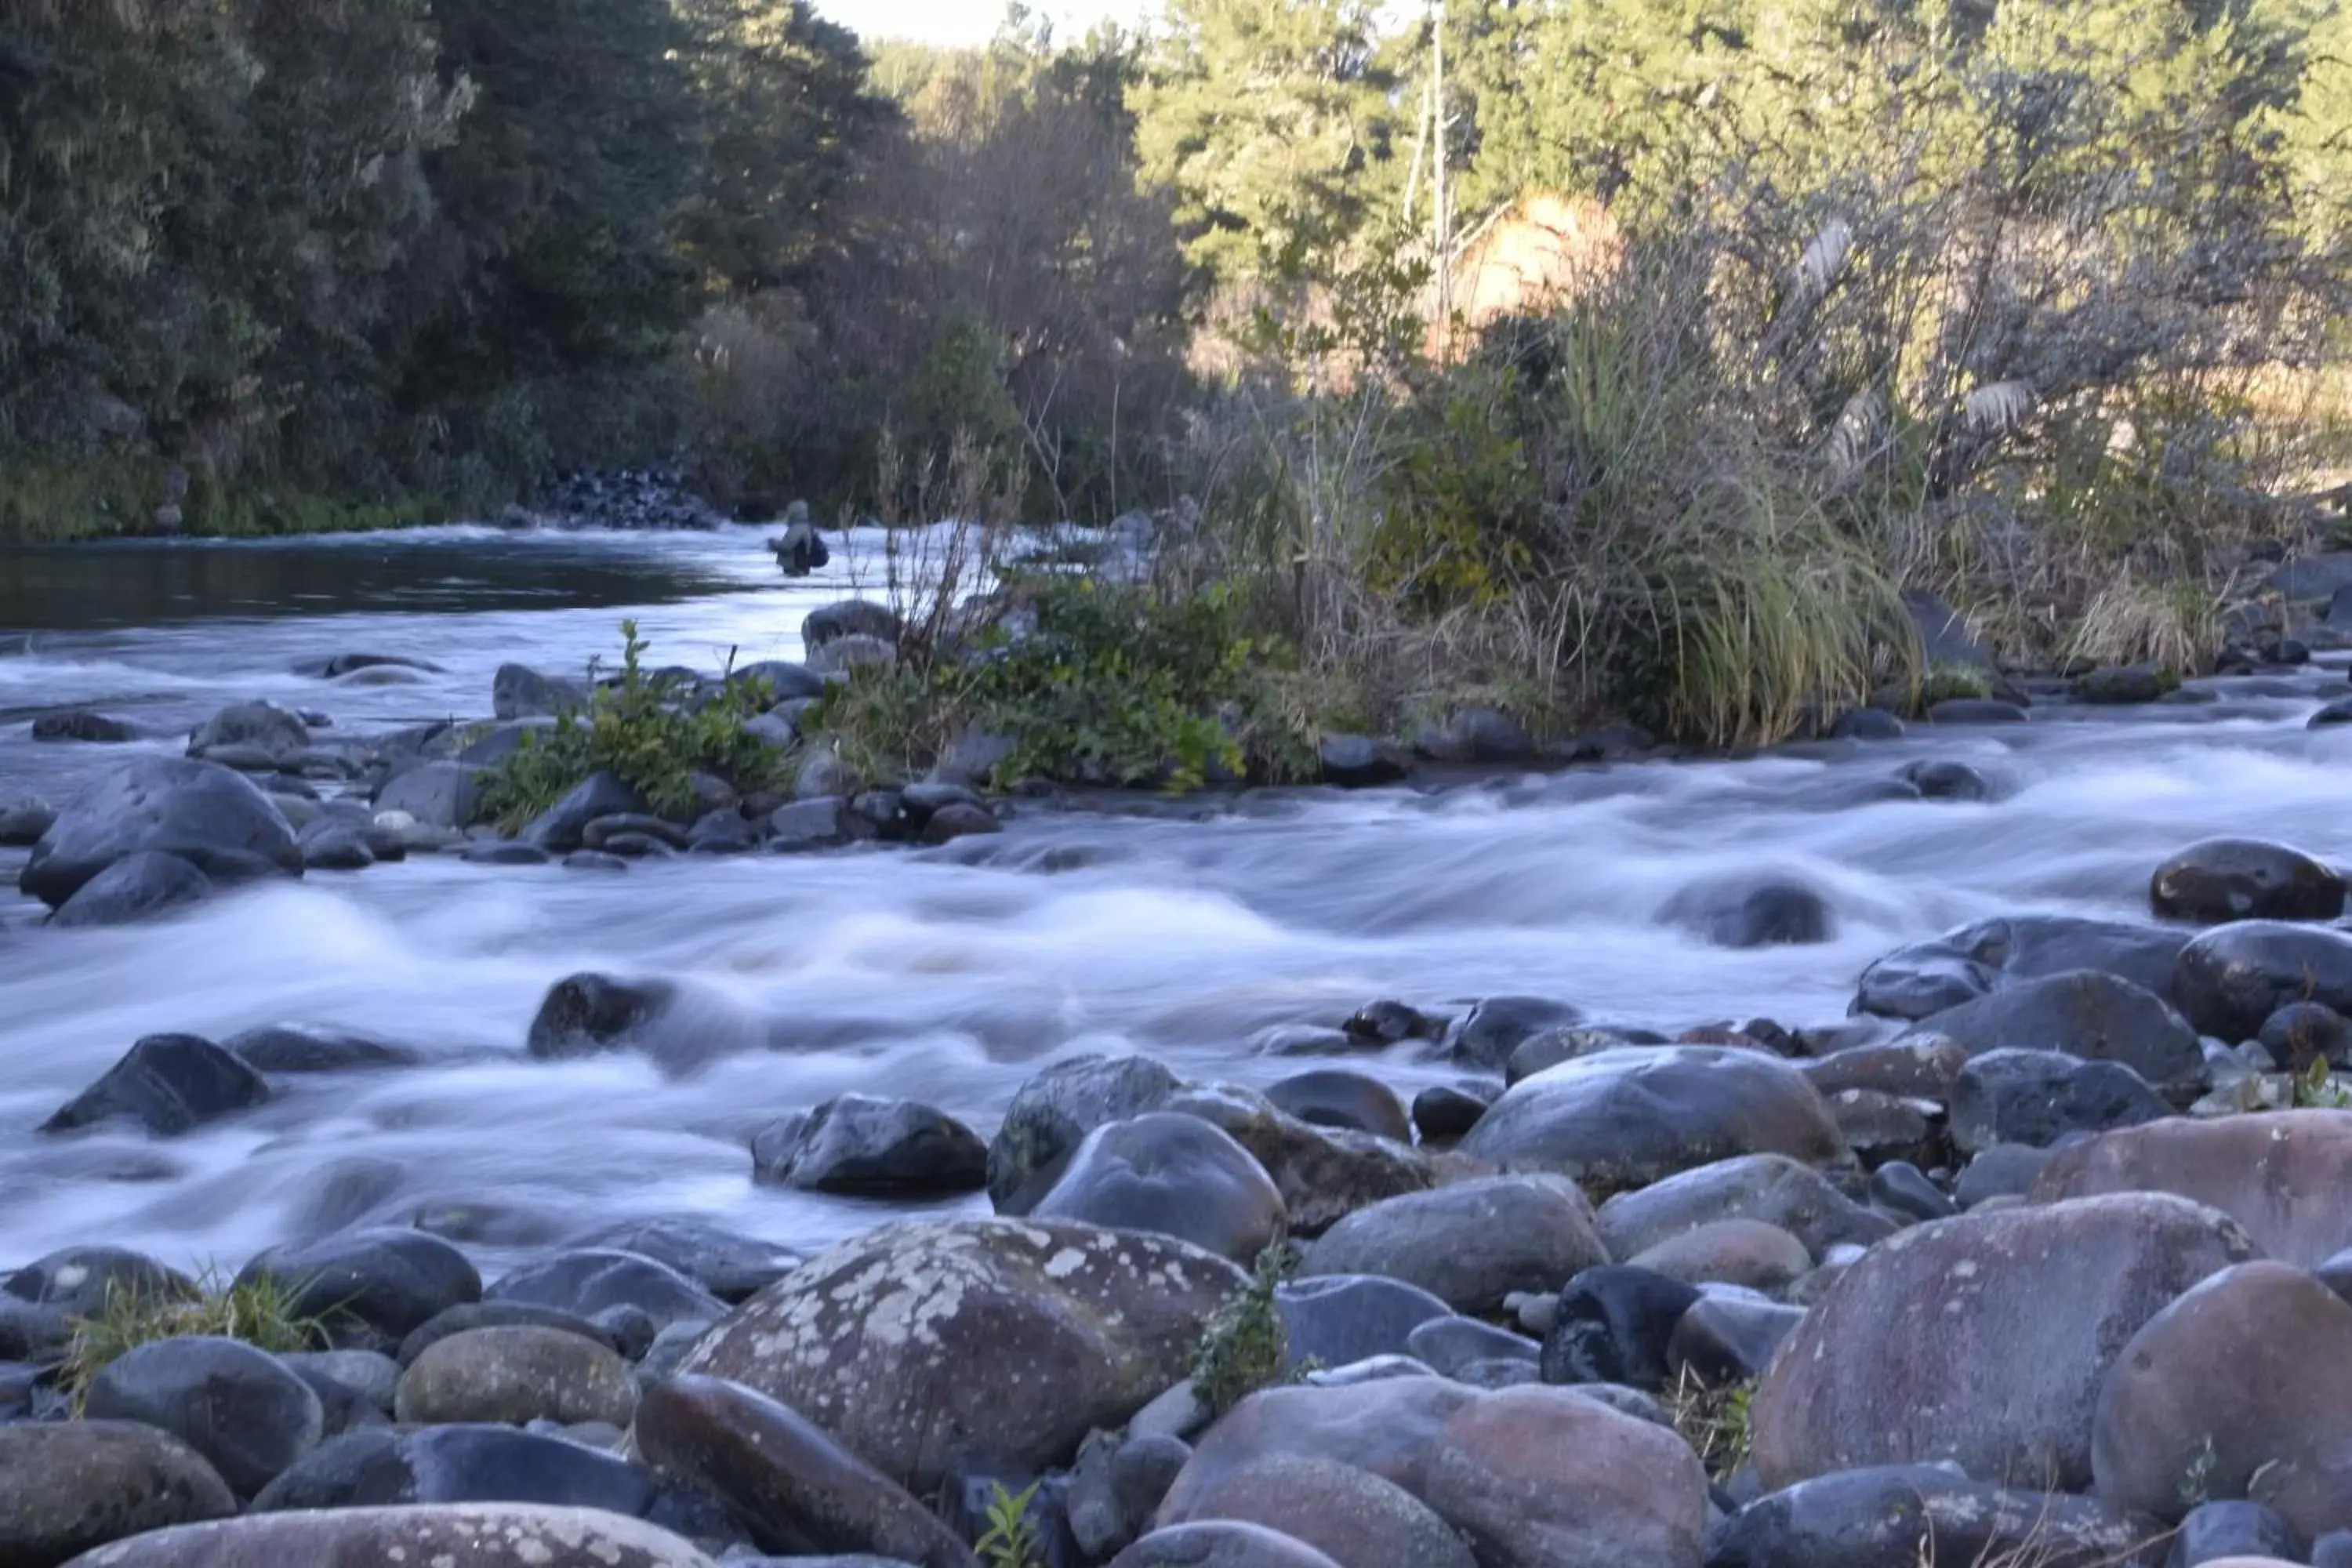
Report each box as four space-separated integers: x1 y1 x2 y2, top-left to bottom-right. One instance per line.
1664 1365 1755 1483
57 1272 334 1407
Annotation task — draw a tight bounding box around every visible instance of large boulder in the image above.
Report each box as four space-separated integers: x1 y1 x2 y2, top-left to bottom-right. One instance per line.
5 1247 192 1318
524 771 648 853
673 1218 1241 1493
1751 1193 2258 1490
32 710 140 743
493 664 587 720
748 1094 988 1196
2030 1112 2352 1269
1029 1112 1287 1262
84 1337 323 1496
1911 970 2205 1091
802 601 902 652
1595 1154 1897 1260
635 1375 979 1567
42 1034 270 1135
1708 1465 2166 1568
1274 1275 1452 1371
1158 1378 1710 1568
0 1421 234 1568
56 1503 719 1568
572 1220 800 1306
2175 923 2352 1042
2152 840 2345 926
1950 1049 2171 1152
1660 873 1834 949
50 851 214 927
1163 1085 1483 1232
1458 1047 1845 1189
21 757 301 909
394 1326 638 1428
1855 916 2189 1021
237 1228 481 1340
988 1054 1186 1210
486 1250 724 1334
373 761 484 831
1301 1175 1609 1316
2095 1261 2352 1538
187 701 310 760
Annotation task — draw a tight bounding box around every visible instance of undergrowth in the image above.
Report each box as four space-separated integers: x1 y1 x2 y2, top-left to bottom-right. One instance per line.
1192 1240 1306 1416
59 1272 334 1409
1664 1366 1755 1483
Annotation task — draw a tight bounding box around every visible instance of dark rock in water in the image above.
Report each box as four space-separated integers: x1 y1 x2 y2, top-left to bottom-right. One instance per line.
395 1326 638 1428
677 1218 1243 1494
769 796 852 850
296 821 375 872
494 663 587 720
575 1220 800 1305
1915 969 2205 1090
525 771 648 853
1443 995 1584 1071
298 652 444 679
527 972 677 1059
1112 1523 1345 1568
397 1302 620 1368
1458 1047 1846 1189
375 760 485 829
1707 1464 2165 1568
1854 915 2190 1020
1926 698 2029 724
2076 665 2172 704
85 1335 323 1496
582 814 690 850
2260 1000 2352 1069
31 708 138 742
1342 999 1438 1044
1318 735 1409 788
1897 758 1987 800
1667 1294 1803 1383
100 1502 721 1567
2176 921 2352 1040
988 1053 1186 1210
2152 837 2346 925
1829 707 1904 740
0 795 56 846
686 809 757 853
597 831 676 858
1410 1083 1495 1141
42 1033 270 1135
20 757 302 909
920 801 1000 844
1540 1265 1700 1389
1951 1049 2169 1152
6 1245 192 1317
0 1420 235 1566
1029 1112 1286 1262
459 840 550 866
51 849 213 927
1305 1175 1606 1316
240 1228 481 1341
224 1024 416 1074
488 1250 726 1333
1661 873 1834 949
1263 1069 1410 1140
750 1094 989 1196
1412 707 1536 763
2312 699 2352 728
1595 1153 1896 1261
635 1375 977 1566
188 700 310 760
1275 1274 1453 1371
565 850 630 872
2166 1500 2305 1566
1751 1193 2256 1490
804 600 902 652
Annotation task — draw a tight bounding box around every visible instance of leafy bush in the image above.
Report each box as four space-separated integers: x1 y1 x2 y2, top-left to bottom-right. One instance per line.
478 619 786 829
1191 1240 1305 1416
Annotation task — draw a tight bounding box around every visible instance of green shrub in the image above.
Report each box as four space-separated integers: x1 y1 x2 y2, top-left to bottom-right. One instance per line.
1192 1240 1304 1416
478 619 786 829
975 1481 1045 1568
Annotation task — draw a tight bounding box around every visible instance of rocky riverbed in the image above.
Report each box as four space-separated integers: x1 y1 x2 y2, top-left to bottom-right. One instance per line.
13 526 2352 1566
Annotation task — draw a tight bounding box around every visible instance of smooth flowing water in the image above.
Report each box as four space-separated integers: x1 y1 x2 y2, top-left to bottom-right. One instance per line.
2 525 2348 1276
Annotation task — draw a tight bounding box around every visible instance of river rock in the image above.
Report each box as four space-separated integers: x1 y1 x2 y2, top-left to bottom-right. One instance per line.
1158 1377 1708 1568
2176 922 2352 1041
988 1053 1187 1209
1596 1153 1896 1259
85 1336 323 1495
1855 916 2189 1020
0 795 56 845
250 1424 658 1516
42 1033 270 1135
374 760 485 829
223 1025 416 1074
1301 1175 1608 1315
1443 996 1585 1071
2095 1261 2352 1536
281 1349 400 1415
802 601 900 651
1708 1464 2167 1568
299 652 444 679
33 710 139 743
1152 1452 1475 1568
1751 1193 2258 1490
1626 1218 1810 1292
64 1503 720 1568
1411 1083 1496 1140
1951 1049 2171 1152
494 664 587 720
238 1227 481 1340
1029 1112 1286 1262
1927 697 2028 723
2153 839 2345 925
1661 873 1834 948
2031 1112 2352 1266
749 1094 988 1195
575 1220 800 1305
395 1326 637 1428
2170 1501 2306 1567
1163 1084 1479 1232
1317 735 1409 787
296 822 373 872
1263 1069 1410 1140
1504 1026 1636 1084
1538 1265 1700 1388
525 972 677 1060
22 757 302 908
674 1218 1241 1492
1911 969 2205 1091
1668 1291 1803 1383
0 1421 234 1568
397 1302 619 1367
1459 1047 1845 1189
634 1375 976 1566
1869 1161 1956 1222
1112 1523 1345 1568
1900 758 1989 800
2259 1001 2352 1070
807 633 895 675
51 850 215 927
188 701 310 760
1269 1273 1448 1371
524 771 649 852
488 1250 725 1333
1801 1035 1972 1099
6 1246 191 1318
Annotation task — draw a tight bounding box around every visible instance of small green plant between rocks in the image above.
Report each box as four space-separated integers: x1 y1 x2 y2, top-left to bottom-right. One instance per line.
975 1479 1044 1568
59 1271 335 1410
1664 1366 1755 1483
1192 1239 1308 1415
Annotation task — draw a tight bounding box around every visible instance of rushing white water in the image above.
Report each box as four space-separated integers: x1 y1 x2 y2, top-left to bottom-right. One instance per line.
2 524 2350 1276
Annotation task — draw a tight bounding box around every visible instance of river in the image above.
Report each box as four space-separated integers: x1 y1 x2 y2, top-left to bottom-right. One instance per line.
2 525 2347 1279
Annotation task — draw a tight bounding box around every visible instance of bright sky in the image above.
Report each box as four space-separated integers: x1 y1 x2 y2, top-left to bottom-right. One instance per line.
815 0 1156 47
